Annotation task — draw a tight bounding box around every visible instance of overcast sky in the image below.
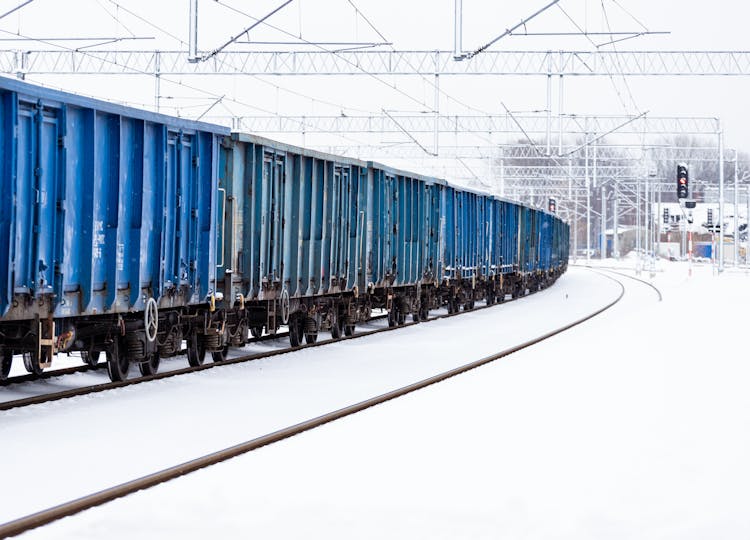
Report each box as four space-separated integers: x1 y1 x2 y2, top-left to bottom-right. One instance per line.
1 0 748 175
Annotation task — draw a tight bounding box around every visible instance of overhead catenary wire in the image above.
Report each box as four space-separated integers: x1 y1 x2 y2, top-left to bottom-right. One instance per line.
201 0 294 61
99 0 377 117
92 1 386 119
345 0 500 152
465 0 561 59
599 0 641 115
213 0 434 112
609 0 650 32
555 2 637 117
104 0 187 46
0 26 386 153
94 0 137 38
0 0 33 22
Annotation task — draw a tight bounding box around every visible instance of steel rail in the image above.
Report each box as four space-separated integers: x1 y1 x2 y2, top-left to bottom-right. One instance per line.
0 316 386 411
0 271 623 538
575 264 663 302
0 277 559 410
0 328 292 388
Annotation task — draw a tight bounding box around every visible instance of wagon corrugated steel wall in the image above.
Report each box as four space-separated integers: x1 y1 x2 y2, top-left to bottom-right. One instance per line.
0 77 228 322
369 164 438 288
219 133 373 303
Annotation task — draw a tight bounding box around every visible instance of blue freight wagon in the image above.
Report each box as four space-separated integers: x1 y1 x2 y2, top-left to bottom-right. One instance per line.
0 77 569 384
0 76 229 380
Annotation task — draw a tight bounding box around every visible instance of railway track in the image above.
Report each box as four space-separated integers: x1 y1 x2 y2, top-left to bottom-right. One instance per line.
589 267 663 301
0 271 625 538
0 283 556 411
0 329 290 389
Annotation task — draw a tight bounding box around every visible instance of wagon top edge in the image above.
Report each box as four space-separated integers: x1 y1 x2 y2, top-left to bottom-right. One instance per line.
0 75 231 136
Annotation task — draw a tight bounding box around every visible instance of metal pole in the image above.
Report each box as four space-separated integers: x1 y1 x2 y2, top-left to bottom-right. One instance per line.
636 171 641 273
558 53 564 156
719 125 725 272
585 131 591 264
649 172 655 275
573 183 578 264
570 157 577 263
656 184 661 259
499 156 505 197
546 55 552 156
434 71 440 156
488 131 493 190
613 182 619 259
189 0 199 63
154 51 160 113
648 174 652 262
734 149 739 266
454 0 463 59
601 186 606 260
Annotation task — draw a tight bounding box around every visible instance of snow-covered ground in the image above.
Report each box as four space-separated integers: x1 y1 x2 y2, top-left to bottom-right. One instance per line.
10 261 750 539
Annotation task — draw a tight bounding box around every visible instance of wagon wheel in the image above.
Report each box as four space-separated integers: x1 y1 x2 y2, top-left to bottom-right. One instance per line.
236 321 249 346
250 326 263 339
106 337 129 382
387 307 398 327
420 305 430 321
412 309 421 323
211 324 230 362
288 315 304 347
1 349 12 380
187 332 206 367
212 346 229 363
304 317 318 344
330 310 343 339
81 350 101 369
486 290 495 306
138 353 160 377
343 317 355 337
22 349 45 376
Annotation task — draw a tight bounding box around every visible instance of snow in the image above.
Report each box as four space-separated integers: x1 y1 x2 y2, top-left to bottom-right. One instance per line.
7 262 750 538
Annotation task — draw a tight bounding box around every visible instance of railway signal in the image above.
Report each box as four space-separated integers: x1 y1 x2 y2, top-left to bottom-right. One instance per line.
663 208 669 224
677 163 689 199
548 198 556 213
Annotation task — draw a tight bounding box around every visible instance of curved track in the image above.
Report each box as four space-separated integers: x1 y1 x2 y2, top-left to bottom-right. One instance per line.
0 281 566 411
591 267 663 302
0 271 624 538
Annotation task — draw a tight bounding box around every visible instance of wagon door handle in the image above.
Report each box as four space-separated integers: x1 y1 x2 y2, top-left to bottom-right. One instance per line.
217 187 226 268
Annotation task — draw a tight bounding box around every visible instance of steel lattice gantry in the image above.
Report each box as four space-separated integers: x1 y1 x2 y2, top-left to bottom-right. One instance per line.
4 49 750 76
315 144 724 161
228 114 719 136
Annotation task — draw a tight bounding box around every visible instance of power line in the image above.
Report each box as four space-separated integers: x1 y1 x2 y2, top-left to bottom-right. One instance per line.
345 0 498 150
104 0 186 46
214 0 433 112
0 25 385 152
94 0 136 38
599 0 641 115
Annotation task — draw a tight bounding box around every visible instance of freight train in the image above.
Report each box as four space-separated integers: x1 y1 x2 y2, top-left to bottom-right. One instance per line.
0 77 569 383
